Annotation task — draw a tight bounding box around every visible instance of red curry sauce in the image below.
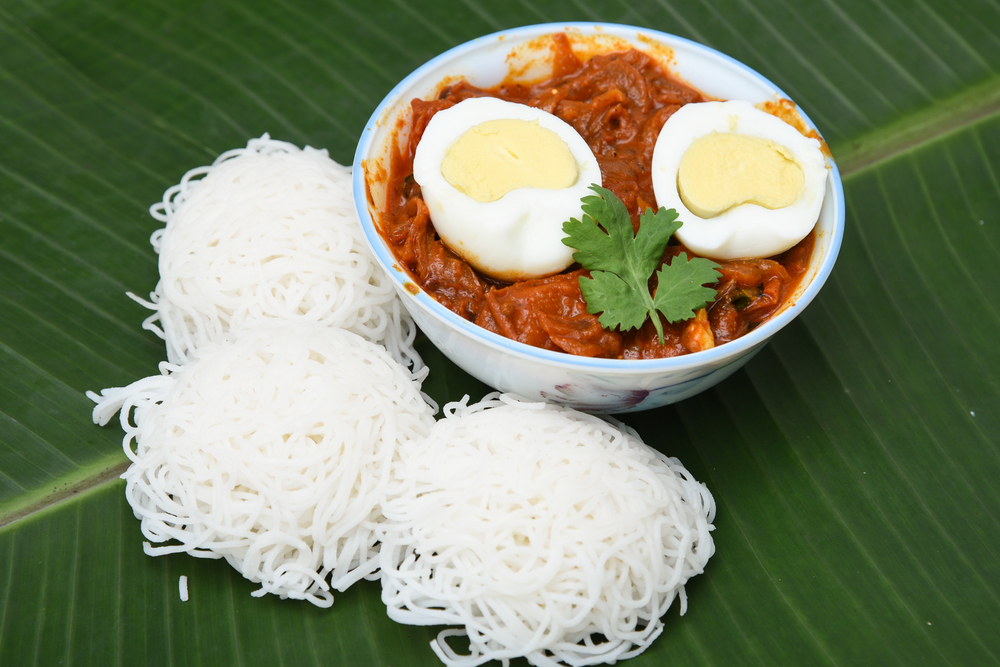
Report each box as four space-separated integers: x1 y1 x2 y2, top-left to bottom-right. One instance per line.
380 34 815 359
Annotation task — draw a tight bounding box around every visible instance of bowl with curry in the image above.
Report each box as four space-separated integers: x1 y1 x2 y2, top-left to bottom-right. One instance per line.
354 22 844 413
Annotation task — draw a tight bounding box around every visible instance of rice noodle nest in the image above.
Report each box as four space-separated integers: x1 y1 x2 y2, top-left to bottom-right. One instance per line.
137 134 420 372
93 322 435 607
377 393 716 667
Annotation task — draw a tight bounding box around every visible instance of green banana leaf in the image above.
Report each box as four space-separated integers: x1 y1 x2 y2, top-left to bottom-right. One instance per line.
2 0 998 664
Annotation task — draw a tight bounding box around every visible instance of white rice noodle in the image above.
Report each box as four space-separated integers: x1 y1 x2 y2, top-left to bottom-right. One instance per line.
135 134 422 376
377 393 716 666
87 322 435 607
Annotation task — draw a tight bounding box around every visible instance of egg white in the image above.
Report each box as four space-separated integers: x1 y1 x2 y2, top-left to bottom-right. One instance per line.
413 97 602 282
651 100 828 260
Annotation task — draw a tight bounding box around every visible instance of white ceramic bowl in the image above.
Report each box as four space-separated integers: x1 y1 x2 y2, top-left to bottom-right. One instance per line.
354 22 845 413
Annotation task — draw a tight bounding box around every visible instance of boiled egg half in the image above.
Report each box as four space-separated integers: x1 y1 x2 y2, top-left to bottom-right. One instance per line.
413 96 601 281
651 100 828 260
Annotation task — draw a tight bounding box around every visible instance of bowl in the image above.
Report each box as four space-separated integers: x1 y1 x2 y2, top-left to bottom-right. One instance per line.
353 22 845 413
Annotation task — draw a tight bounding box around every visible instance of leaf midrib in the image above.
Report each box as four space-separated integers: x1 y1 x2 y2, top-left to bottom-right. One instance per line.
832 75 1000 176
0 456 128 528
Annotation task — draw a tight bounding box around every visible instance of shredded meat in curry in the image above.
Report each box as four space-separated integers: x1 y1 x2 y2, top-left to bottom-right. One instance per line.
380 34 814 359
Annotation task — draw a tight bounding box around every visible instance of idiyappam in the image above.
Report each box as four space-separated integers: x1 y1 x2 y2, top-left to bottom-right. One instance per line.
89 322 435 607
134 134 420 373
377 393 716 666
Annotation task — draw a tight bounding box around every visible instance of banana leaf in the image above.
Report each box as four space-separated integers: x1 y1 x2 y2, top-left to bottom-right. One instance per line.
1 0 998 664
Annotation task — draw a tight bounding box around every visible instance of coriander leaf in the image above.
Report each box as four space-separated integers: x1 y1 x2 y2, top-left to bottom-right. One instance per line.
562 185 680 278
562 185 722 345
634 203 683 274
653 256 723 322
561 186 632 271
579 270 651 332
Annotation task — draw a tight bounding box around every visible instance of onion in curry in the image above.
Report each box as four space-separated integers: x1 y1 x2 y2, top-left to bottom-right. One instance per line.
379 33 815 360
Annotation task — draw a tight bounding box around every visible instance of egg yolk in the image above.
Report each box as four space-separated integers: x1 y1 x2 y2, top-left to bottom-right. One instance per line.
677 132 805 218
440 118 579 203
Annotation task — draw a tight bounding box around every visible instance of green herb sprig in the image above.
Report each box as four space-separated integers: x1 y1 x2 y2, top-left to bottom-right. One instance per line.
562 185 722 345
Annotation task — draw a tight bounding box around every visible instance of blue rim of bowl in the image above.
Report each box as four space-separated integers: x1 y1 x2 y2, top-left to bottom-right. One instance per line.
353 21 845 375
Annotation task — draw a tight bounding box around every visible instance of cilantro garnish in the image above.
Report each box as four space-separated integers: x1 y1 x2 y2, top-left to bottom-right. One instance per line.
561 185 722 345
